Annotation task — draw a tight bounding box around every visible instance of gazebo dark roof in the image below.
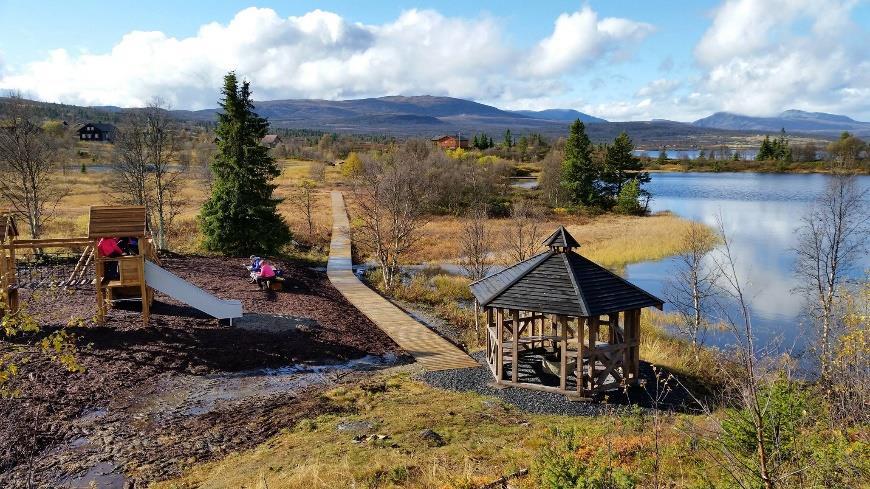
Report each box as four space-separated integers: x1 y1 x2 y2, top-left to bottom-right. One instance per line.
470 227 663 317
543 225 580 249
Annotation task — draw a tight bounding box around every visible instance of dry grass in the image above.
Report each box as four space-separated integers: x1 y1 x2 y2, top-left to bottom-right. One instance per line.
152 372 727 489
407 212 714 269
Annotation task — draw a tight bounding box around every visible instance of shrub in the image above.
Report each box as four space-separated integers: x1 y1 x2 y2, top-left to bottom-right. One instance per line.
534 428 637 489
341 151 362 178
614 179 645 215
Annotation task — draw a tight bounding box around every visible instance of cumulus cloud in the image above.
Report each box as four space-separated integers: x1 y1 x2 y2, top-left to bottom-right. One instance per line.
693 0 869 117
635 79 680 98
0 6 651 109
526 6 654 76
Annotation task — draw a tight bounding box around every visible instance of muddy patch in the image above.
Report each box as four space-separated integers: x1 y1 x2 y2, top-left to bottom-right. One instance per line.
232 313 320 334
0 255 404 488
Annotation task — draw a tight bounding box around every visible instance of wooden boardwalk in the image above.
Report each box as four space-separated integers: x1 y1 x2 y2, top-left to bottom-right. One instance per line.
327 191 478 371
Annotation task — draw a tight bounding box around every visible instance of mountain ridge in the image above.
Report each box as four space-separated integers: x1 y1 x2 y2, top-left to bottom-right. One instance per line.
693 109 870 135
510 109 607 124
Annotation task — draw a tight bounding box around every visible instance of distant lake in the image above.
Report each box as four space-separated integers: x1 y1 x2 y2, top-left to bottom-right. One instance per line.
633 148 760 160
625 172 870 358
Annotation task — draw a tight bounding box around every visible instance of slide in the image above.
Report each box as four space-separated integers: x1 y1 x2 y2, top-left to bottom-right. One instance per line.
144 260 243 320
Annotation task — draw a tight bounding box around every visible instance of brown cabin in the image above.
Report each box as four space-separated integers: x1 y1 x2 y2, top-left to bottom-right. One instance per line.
260 134 282 148
431 134 469 150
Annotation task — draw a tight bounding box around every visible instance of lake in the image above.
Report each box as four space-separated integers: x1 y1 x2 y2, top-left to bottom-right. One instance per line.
633 148 760 160
625 172 870 356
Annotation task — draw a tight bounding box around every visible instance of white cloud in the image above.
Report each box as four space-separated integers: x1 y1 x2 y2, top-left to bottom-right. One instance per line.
693 0 869 117
635 79 680 98
526 6 654 76
0 6 652 110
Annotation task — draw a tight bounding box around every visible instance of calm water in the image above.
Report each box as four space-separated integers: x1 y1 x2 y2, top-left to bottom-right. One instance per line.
625 172 870 354
633 149 760 160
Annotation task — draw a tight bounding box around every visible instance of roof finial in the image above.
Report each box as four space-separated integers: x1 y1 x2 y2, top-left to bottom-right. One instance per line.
542 226 580 252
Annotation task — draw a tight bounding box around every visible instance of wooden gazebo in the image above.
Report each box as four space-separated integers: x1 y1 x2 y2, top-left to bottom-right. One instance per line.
470 226 663 399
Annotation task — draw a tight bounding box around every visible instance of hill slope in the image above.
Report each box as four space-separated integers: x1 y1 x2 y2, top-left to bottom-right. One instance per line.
511 109 607 124
693 110 870 135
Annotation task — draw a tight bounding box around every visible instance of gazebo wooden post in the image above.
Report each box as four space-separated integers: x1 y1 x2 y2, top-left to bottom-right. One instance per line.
577 316 586 394
589 315 600 346
559 315 568 391
609 313 618 344
496 308 504 383
626 309 640 381
511 309 520 383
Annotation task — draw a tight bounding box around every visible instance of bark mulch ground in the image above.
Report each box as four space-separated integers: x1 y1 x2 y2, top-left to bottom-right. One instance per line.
0 254 403 488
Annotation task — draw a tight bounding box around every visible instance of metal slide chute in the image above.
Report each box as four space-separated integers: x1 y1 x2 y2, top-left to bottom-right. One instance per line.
144 260 242 320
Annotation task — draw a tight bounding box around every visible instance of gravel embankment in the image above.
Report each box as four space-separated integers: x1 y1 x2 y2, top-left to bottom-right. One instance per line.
421 352 699 415
420 352 622 416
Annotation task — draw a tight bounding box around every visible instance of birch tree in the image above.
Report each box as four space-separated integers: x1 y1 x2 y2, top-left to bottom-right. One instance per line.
0 96 67 238
664 222 720 359
794 174 868 384
504 201 544 262
352 143 430 290
459 203 492 281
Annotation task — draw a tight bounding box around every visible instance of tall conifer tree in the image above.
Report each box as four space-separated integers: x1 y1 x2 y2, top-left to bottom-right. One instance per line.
199 72 291 255
601 131 649 202
561 119 599 206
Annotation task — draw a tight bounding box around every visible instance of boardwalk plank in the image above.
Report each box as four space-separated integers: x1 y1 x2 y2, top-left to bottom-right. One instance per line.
327 191 478 371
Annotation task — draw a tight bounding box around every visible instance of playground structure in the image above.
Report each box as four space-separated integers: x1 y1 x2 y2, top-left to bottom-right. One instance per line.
1 206 242 325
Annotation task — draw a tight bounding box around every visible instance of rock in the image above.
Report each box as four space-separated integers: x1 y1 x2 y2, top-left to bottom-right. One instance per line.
481 400 501 410
419 429 445 447
335 420 374 434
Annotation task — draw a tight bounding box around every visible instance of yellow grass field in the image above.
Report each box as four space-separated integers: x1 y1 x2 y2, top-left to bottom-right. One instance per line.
29 156 711 268
409 213 713 269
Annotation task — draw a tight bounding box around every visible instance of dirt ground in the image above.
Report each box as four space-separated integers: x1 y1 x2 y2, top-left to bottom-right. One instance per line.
0 255 404 488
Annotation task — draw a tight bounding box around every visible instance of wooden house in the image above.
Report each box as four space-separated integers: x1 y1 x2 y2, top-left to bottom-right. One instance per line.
431 134 469 149
260 134 282 148
77 123 117 142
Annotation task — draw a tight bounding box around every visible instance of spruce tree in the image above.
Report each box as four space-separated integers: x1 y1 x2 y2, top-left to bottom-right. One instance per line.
503 129 513 149
561 119 599 206
199 72 291 255
657 148 668 165
601 131 648 203
756 135 773 161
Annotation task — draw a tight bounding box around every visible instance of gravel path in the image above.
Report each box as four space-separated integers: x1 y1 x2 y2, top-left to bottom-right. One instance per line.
420 352 699 416
420 352 619 416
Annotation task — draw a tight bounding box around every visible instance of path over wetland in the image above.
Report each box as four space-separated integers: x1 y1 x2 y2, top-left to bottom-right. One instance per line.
327 191 478 371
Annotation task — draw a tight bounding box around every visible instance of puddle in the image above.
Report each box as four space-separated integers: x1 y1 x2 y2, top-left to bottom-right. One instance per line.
77 407 108 423
141 354 398 418
57 461 126 489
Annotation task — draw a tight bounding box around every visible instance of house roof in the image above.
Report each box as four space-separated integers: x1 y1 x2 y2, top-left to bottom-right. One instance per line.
469 227 663 317
261 134 280 144
77 123 117 133
431 134 469 142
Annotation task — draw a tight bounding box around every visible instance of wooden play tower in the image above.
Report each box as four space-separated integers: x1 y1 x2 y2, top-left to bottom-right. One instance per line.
0 206 157 325
89 206 157 325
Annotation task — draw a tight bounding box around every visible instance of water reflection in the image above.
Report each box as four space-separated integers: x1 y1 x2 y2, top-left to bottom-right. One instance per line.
626 172 870 352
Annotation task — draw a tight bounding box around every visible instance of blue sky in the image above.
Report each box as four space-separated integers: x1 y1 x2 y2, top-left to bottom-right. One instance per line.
1 1 867 120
